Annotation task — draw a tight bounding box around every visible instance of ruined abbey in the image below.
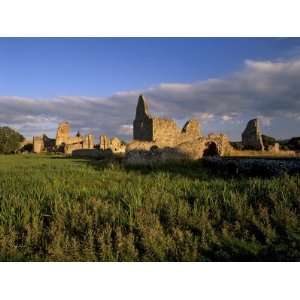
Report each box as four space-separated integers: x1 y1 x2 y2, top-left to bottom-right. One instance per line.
29 94 289 160
32 121 126 156
133 95 202 147
33 122 94 154
126 95 232 162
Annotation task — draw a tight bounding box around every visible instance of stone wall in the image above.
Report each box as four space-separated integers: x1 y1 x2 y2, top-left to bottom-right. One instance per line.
72 149 104 158
242 119 264 150
152 117 180 147
54 122 95 154
33 136 44 153
99 135 126 154
175 134 232 160
66 136 84 145
127 95 232 163
126 140 157 152
133 95 153 141
55 122 70 146
64 142 83 154
110 137 126 153
100 135 110 150
132 95 202 148
178 119 202 144
83 134 94 149
267 142 280 152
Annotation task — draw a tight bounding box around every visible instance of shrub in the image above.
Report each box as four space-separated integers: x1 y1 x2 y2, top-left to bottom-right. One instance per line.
0 126 25 154
230 141 244 150
287 137 300 150
262 134 276 148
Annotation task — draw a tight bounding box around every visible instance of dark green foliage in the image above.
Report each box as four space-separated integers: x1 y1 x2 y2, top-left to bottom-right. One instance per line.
0 127 24 154
230 141 243 150
20 143 33 152
278 137 300 151
0 155 299 261
203 157 300 178
262 134 276 147
287 137 300 150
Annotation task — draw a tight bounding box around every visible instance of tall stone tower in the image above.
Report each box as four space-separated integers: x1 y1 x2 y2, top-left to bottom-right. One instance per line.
83 134 94 149
33 136 44 153
242 118 264 150
55 122 70 146
133 95 153 141
99 135 110 150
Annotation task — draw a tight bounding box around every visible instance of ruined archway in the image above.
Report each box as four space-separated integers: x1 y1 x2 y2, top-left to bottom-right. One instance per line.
203 141 219 157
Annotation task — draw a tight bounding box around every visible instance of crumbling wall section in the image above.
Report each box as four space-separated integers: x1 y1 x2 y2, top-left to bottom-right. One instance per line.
152 117 180 147
64 142 83 155
100 135 110 150
242 119 264 150
178 119 202 144
83 134 94 149
132 95 203 149
56 122 70 146
133 95 153 141
33 136 44 153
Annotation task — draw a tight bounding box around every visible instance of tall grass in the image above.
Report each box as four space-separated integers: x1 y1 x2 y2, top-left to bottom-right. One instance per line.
0 154 299 261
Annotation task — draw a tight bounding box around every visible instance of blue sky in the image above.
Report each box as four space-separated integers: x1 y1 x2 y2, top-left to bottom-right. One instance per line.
0 38 300 140
0 37 299 98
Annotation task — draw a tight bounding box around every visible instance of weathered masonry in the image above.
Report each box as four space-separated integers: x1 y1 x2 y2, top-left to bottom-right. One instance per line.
126 95 233 162
55 122 94 154
133 95 202 147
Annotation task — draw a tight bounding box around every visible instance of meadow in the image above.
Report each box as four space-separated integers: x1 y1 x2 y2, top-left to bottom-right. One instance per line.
0 154 299 261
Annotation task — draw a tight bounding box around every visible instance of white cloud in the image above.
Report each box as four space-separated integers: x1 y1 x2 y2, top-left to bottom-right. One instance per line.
221 115 232 122
192 112 215 123
118 124 133 136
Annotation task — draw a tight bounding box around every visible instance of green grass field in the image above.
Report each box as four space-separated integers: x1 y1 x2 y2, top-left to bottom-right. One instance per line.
0 154 299 261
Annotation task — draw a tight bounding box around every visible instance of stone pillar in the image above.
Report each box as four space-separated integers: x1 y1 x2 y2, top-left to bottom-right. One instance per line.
33 136 44 153
99 135 110 150
56 122 70 146
242 119 264 150
82 134 94 149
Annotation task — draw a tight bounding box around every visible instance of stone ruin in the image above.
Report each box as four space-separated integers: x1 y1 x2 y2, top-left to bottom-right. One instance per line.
242 118 264 150
125 95 233 163
55 122 94 154
32 121 127 156
266 142 280 153
33 134 55 153
33 136 44 153
33 122 94 154
99 135 110 150
99 135 126 154
241 118 284 154
133 95 202 147
30 94 294 159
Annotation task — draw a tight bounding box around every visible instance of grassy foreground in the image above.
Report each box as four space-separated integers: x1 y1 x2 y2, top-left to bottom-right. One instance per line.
0 154 299 261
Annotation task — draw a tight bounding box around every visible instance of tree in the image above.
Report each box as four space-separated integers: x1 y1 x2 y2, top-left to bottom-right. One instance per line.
0 126 25 154
287 137 300 150
262 134 276 148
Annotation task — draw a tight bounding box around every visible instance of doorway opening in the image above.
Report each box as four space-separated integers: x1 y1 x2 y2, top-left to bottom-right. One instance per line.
203 142 219 157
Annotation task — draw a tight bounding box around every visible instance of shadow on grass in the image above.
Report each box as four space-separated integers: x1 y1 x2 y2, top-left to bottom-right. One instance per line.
49 154 300 180
55 155 218 180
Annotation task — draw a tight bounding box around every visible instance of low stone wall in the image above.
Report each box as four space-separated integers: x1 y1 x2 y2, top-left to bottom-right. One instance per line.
71 149 104 158
33 136 44 153
203 157 300 177
64 143 83 155
124 147 188 165
126 140 157 152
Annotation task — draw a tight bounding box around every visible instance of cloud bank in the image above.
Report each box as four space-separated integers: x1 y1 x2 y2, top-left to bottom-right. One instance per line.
1 57 300 141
